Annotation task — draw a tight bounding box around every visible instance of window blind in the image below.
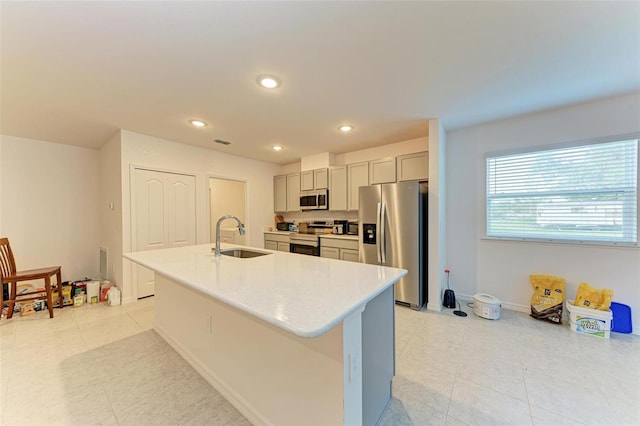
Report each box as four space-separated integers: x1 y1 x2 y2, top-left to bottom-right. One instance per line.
486 138 638 245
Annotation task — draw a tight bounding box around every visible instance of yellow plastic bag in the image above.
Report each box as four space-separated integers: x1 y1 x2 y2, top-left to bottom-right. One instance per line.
530 274 566 324
574 282 613 311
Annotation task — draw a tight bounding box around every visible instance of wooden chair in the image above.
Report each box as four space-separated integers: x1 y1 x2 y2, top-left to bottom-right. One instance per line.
0 237 63 319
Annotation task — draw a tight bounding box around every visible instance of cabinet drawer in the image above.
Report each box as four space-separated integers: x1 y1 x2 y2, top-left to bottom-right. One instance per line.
320 237 358 250
264 233 290 244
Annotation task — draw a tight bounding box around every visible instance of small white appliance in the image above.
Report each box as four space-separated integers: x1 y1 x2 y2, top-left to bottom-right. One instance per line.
473 293 501 320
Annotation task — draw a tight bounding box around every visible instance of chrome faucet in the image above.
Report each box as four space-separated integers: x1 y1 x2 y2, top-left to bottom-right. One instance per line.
214 215 245 256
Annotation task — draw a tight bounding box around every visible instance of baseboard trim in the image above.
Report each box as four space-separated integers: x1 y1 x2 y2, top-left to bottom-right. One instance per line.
455 292 530 314
426 301 442 312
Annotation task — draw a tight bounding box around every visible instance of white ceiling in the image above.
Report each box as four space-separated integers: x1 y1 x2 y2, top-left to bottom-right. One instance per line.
1 1 639 165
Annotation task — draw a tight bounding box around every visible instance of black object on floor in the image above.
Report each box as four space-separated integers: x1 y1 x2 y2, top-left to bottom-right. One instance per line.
443 289 456 309
453 298 468 317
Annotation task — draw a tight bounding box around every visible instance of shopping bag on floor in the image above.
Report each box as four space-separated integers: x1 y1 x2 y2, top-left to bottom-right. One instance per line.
575 282 613 311
530 274 565 324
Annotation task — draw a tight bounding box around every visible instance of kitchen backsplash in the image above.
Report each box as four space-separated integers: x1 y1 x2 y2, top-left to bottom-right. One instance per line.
280 210 358 223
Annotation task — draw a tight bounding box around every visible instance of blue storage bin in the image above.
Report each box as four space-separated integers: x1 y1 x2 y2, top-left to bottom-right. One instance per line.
610 302 632 334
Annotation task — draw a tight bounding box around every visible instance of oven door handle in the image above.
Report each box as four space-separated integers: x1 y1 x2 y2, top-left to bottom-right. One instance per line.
290 240 319 248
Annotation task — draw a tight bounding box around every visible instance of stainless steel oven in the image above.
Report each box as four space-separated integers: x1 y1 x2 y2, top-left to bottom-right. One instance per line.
289 233 320 256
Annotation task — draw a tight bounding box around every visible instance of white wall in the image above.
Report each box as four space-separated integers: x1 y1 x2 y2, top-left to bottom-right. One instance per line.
99 131 123 289
446 91 640 333
427 120 446 311
120 130 280 302
0 135 100 281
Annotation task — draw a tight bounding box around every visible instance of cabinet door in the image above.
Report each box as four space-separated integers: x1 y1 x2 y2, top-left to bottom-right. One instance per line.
397 151 428 182
314 168 328 189
340 249 360 263
328 166 347 211
369 157 396 184
300 171 314 191
264 240 278 251
286 173 300 212
321 246 340 259
274 175 287 212
277 242 290 252
347 162 369 211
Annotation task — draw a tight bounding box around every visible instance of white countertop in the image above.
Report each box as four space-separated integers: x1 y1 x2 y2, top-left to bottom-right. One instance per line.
124 244 406 338
264 230 358 241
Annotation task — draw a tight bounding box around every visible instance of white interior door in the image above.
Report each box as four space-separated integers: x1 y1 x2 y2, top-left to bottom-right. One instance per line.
134 168 196 298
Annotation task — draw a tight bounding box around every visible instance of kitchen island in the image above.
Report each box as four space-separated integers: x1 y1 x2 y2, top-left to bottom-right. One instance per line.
124 243 407 425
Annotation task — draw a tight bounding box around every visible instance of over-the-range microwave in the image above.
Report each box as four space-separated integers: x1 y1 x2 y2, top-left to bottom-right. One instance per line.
299 189 328 210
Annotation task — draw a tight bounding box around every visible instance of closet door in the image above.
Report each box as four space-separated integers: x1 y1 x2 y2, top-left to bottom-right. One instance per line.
133 168 196 298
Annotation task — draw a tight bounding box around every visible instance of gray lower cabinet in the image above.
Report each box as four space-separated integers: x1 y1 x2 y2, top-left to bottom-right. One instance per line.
264 233 290 252
265 240 278 251
320 237 359 262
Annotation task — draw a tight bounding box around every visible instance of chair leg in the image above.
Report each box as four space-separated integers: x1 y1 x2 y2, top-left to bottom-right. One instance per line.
56 269 63 308
7 282 17 319
0 283 4 320
45 275 54 318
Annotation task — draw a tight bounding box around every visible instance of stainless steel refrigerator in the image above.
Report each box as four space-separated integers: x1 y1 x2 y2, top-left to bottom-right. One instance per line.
359 181 427 309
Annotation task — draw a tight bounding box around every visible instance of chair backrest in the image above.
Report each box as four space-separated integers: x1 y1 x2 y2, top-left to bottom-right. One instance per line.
0 238 17 279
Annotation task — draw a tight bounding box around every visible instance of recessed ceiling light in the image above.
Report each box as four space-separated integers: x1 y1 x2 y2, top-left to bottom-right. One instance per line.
258 75 281 89
339 124 353 133
272 145 283 151
189 120 207 127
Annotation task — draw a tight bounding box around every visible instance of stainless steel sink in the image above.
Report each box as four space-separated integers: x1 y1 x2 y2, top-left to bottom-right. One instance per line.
219 248 272 259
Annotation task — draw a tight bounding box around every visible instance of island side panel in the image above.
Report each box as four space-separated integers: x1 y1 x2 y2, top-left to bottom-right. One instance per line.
362 286 395 425
153 273 345 426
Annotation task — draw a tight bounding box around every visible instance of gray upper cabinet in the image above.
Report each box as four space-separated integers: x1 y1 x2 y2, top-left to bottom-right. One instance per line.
286 173 300 212
328 166 347 211
273 175 287 212
301 168 328 190
397 151 428 182
369 157 396 184
347 161 369 211
314 168 328 189
301 170 314 191
274 151 426 213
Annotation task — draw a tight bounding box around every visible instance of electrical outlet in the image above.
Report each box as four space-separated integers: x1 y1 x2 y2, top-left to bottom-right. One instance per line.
347 351 360 383
351 352 359 381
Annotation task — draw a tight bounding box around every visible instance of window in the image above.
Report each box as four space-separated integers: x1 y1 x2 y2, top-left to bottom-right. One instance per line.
486 137 638 245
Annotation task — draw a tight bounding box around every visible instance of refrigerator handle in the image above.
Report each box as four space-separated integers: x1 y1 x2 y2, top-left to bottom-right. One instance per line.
376 202 382 263
380 202 387 264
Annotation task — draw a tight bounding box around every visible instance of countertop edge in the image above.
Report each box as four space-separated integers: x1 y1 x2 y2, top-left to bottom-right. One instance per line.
123 250 406 338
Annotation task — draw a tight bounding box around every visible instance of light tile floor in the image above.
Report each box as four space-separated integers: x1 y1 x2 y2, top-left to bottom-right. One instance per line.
1 298 638 425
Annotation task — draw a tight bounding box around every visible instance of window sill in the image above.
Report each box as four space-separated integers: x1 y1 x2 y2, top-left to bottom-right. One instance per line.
481 236 639 250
